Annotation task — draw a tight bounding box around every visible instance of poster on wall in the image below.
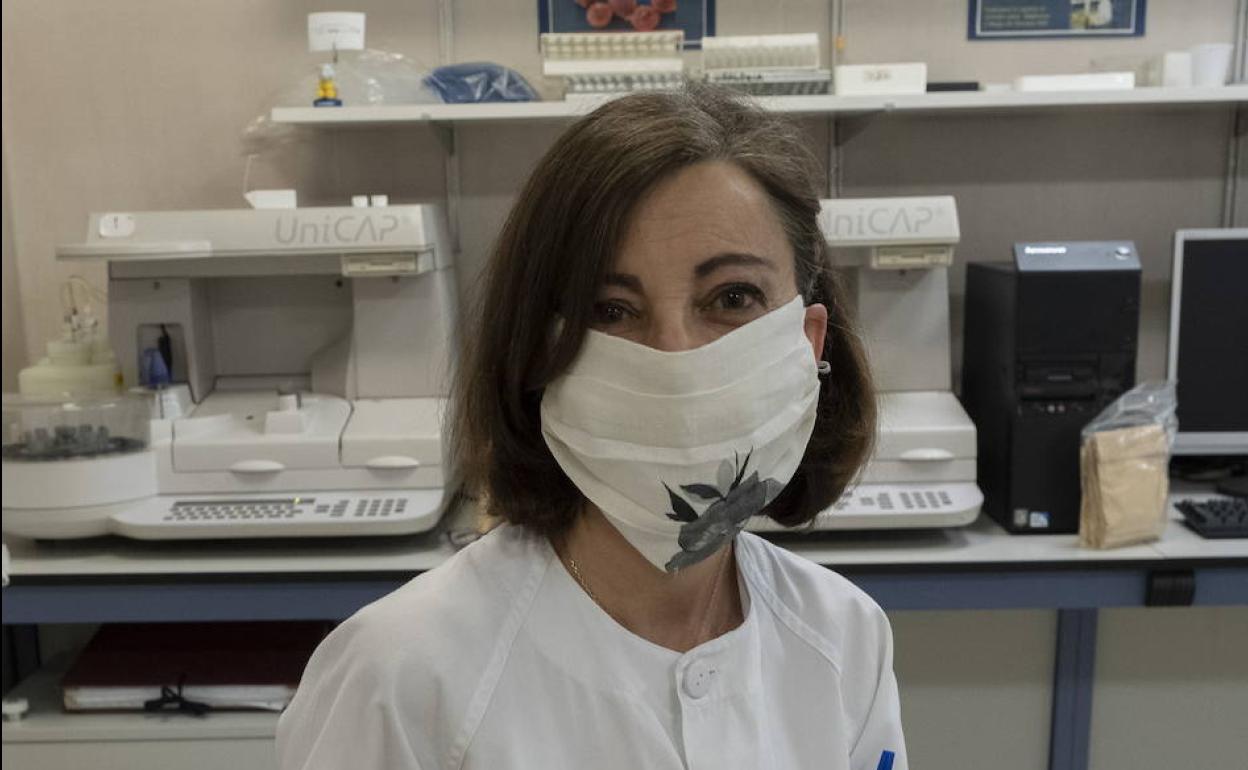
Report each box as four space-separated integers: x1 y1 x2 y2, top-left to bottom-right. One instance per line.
538 1 715 48
969 0 1146 39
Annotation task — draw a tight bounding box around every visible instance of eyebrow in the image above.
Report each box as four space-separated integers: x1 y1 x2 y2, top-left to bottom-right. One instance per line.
602 272 643 292
694 252 776 278
603 252 776 294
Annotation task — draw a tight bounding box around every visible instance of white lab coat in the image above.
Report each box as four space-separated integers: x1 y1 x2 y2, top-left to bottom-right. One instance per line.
277 525 907 770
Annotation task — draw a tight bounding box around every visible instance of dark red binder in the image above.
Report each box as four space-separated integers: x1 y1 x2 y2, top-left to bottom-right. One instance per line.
60 621 331 712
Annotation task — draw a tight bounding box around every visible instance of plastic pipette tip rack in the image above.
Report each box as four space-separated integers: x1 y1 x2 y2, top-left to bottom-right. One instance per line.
701 33 831 96
702 33 821 71
540 31 684 60
541 31 687 97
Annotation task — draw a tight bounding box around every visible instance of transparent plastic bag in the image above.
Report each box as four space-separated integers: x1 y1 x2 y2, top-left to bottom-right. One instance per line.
423 62 538 103
1081 381 1179 447
238 49 443 201
1079 382 1178 549
337 49 441 105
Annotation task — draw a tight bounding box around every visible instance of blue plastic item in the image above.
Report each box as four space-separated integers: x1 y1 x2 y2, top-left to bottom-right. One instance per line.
140 347 171 387
424 62 538 104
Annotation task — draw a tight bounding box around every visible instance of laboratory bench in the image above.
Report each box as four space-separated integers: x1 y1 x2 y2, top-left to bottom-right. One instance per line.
3 496 1245 624
2 492 1245 770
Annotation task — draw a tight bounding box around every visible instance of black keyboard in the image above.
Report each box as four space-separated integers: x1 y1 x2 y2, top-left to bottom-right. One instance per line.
1176 497 1248 539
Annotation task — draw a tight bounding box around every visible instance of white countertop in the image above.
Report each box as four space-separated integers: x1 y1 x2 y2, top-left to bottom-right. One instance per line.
5 494 1243 580
3 530 457 578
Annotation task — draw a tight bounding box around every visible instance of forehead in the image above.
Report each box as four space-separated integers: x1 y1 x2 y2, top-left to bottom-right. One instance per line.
614 161 793 273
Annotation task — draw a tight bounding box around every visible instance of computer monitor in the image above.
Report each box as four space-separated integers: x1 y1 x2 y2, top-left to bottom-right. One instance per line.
1167 228 1248 455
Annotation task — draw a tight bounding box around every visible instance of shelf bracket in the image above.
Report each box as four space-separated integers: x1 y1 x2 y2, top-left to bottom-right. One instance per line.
431 122 455 156
834 110 883 148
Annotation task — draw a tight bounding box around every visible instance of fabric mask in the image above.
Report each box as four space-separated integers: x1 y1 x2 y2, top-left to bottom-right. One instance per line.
540 295 820 572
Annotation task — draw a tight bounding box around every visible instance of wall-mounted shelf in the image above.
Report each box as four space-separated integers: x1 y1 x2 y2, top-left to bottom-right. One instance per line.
270 85 1248 127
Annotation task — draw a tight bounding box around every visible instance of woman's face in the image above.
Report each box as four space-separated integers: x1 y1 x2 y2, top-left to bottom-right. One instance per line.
594 161 827 357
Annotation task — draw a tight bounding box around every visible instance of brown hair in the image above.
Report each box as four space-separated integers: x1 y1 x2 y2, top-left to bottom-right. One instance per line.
451 83 875 536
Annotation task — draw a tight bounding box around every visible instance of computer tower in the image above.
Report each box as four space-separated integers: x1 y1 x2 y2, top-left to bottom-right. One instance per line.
962 242 1141 533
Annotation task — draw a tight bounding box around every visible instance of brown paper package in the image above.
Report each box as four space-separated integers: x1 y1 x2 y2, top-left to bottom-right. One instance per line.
1079 424 1169 550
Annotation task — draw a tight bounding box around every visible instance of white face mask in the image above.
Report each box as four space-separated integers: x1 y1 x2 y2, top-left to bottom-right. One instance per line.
540 295 820 572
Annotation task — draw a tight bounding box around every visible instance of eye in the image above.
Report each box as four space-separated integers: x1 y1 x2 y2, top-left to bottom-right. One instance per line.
719 288 751 310
708 283 765 314
591 300 636 326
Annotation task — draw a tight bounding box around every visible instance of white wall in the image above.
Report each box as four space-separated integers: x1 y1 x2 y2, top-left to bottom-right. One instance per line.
2 145 24 393
841 108 1230 381
0 0 448 370
2 40 24 393
1090 607 1248 770
841 0 1238 80
892 610 1056 770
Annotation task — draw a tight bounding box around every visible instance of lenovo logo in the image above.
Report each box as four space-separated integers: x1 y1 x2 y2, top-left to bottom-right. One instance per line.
1023 246 1068 255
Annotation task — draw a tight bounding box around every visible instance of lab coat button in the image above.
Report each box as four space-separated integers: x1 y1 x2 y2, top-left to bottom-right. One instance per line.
682 659 714 699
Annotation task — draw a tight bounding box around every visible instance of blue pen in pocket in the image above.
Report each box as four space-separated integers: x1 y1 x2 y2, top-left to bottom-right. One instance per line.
875 750 895 770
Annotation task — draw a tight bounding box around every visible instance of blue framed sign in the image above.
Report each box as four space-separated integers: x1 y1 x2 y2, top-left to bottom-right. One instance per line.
538 1 715 49
969 0 1146 39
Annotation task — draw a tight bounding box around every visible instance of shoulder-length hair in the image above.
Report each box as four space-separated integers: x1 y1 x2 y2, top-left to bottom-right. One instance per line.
451 83 875 536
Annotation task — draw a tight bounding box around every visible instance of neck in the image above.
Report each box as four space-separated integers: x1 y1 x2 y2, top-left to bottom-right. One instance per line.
554 504 744 653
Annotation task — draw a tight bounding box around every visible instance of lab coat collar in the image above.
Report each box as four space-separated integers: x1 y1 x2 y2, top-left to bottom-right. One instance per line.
526 534 764 708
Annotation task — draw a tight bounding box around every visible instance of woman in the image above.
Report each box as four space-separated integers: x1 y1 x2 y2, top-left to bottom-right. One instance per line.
277 84 907 770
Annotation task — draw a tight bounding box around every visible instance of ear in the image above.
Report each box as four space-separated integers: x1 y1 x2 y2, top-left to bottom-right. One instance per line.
802 303 828 365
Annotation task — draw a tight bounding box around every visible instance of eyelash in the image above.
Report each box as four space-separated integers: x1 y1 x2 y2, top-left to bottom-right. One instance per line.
591 283 768 326
704 283 767 314
592 299 638 326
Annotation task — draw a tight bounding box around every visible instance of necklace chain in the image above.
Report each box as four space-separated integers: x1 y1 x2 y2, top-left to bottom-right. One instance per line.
565 554 598 603
695 546 732 642
564 546 733 645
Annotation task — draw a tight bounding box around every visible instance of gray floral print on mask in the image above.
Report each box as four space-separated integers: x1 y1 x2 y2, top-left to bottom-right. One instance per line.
662 450 786 572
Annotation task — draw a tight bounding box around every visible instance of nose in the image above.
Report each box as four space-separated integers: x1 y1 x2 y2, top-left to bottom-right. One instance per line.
641 308 700 352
